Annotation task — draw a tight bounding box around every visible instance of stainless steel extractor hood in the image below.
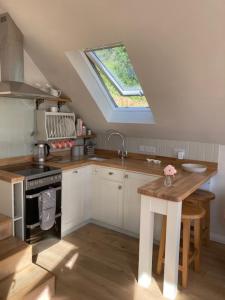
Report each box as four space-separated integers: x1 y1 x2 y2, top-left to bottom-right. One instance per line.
0 13 54 99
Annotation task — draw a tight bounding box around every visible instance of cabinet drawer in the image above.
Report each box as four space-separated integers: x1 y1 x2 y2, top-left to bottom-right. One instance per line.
95 167 124 182
124 171 160 183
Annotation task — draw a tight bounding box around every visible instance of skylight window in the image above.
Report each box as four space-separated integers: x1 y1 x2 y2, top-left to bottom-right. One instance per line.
85 44 149 108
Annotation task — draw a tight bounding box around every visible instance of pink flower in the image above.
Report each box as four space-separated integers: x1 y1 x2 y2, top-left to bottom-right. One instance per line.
164 165 177 176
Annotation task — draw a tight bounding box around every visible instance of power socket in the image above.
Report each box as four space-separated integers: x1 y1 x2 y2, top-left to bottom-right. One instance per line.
174 148 185 159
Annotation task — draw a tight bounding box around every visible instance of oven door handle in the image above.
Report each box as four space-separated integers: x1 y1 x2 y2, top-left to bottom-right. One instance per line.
26 186 61 199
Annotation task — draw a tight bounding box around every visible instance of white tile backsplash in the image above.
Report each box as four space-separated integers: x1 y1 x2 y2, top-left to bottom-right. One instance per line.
96 134 219 162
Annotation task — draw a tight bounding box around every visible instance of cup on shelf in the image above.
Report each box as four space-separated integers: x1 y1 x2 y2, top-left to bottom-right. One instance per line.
49 106 58 112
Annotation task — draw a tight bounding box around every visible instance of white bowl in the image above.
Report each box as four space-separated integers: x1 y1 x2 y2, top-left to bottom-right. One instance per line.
182 163 207 173
50 106 58 112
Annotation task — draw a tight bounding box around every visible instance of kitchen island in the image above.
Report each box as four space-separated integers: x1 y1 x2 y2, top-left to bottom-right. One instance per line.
137 167 217 299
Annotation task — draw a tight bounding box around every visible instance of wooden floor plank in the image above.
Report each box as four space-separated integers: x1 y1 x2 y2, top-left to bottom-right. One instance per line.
36 224 225 300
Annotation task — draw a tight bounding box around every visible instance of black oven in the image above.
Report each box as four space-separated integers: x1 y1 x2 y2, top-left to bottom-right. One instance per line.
24 172 62 254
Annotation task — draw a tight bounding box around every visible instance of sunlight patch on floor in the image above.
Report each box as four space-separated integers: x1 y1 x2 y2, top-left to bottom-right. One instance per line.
65 252 79 270
36 240 79 271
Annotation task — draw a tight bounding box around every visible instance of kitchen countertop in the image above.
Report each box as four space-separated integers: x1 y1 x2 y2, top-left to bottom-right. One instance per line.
0 170 25 183
46 153 217 202
46 156 166 175
0 151 217 200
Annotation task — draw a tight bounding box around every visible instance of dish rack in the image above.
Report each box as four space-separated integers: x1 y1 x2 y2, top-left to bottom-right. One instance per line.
36 111 76 141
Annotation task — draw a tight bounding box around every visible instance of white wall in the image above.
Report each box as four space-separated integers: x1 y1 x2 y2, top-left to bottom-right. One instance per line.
210 145 225 244
96 134 225 244
0 98 35 158
0 51 49 158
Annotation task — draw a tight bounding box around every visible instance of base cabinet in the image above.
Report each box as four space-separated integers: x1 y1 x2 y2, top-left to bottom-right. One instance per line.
92 167 123 228
62 165 161 238
62 166 91 235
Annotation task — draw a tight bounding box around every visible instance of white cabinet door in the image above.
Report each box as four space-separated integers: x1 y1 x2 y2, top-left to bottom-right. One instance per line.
123 172 159 235
99 177 123 227
62 166 91 235
92 167 123 228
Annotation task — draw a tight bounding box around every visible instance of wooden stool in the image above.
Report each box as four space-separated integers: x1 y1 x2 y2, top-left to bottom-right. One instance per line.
156 205 206 288
184 189 215 246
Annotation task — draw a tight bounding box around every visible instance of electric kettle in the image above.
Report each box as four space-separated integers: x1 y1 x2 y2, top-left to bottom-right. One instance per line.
33 142 50 164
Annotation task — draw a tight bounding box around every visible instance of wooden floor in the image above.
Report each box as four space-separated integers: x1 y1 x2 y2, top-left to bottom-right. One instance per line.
36 224 225 300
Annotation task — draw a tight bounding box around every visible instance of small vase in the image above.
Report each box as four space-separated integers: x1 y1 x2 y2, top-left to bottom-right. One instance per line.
164 175 173 187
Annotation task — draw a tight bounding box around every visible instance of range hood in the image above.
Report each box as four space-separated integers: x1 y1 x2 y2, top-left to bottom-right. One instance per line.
0 13 54 100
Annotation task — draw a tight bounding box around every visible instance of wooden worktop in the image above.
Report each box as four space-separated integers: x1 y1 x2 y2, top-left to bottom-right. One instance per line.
0 170 25 183
46 156 166 175
0 155 31 183
46 150 217 202
138 168 216 202
0 150 217 200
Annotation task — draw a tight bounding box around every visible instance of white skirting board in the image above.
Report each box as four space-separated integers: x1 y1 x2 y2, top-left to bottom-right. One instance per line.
62 219 225 246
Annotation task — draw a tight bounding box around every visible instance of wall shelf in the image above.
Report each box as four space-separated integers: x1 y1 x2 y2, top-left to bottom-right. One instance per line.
36 97 71 110
76 134 96 140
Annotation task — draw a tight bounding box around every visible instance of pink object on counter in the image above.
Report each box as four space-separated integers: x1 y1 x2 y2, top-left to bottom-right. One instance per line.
164 165 177 176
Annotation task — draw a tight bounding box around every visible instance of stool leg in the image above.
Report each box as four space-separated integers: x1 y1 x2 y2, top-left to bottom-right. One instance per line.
194 219 201 272
156 216 167 275
182 219 190 288
205 201 210 246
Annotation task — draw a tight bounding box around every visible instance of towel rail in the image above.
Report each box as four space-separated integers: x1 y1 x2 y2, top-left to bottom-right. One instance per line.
26 186 61 199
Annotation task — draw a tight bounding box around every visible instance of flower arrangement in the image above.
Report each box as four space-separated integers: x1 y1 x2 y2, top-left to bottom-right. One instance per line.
163 165 177 186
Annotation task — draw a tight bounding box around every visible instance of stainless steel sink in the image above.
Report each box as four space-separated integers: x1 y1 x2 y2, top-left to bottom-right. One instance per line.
88 157 107 161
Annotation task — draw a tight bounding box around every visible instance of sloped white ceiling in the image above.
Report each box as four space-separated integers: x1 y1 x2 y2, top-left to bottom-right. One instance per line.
0 0 225 144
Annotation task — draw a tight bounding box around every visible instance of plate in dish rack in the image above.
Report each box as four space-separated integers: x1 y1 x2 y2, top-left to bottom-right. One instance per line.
64 118 75 136
181 163 207 173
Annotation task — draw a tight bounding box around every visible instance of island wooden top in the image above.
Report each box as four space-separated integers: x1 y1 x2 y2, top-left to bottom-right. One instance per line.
137 167 217 202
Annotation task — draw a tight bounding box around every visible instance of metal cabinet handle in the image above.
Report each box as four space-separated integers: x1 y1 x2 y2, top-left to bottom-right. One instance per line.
124 174 128 179
118 185 122 190
73 170 78 174
108 172 114 175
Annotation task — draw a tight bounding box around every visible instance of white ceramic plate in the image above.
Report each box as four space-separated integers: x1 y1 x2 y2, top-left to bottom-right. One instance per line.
181 163 207 173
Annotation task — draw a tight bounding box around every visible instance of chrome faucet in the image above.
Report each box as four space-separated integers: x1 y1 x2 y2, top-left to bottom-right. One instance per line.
106 130 128 159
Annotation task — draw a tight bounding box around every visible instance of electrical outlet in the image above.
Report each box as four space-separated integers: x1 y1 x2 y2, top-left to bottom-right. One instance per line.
145 146 157 154
139 145 145 152
174 148 185 159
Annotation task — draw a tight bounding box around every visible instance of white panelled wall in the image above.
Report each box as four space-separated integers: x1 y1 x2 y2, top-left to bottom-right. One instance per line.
96 134 225 244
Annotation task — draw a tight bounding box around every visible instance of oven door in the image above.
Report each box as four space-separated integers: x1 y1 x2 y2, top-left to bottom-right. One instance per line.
25 182 61 245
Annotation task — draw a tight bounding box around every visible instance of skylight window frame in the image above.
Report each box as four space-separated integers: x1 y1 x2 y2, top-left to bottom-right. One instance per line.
65 47 155 124
86 50 144 97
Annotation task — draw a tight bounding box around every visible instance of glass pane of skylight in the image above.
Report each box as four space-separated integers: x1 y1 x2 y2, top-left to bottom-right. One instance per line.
93 45 142 94
86 44 149 108
96 65 149 108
